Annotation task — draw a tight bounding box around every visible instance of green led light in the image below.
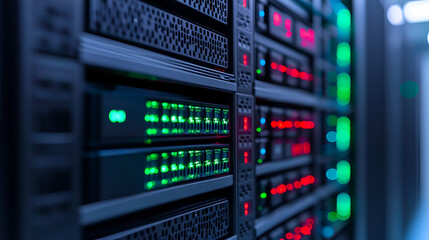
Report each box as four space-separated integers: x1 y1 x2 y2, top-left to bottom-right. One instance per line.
337 8 351 35
327 115 338 127
179 164 185 170
337 160 351 184
144 168 150 175
258 159 263 164
162 128 170 134
256 127 262 132
146 181 155 189
161 179 168 185
109 110 126 123
162 115 169 122
337 193 351 221
171 115 177 122
337 73 351 105
146 101 152 108
145 115 150 121
337 42 351 67
256 69 262 74
162 153 168 159
327 211 338 222
171 164 178 171
260 193 267 199
162 102 170 109
161 165 169 173
151 101 159 108
337 116 351 151
150 153 158 161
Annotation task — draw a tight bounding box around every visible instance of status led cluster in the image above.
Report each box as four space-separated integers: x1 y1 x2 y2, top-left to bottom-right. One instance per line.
327 193 351 222
145 101 229 137
271 120 315 129
269 62 313 81
292 142 311 156
284 218 315 240
267 175 315 196
336 7 351 106
144 146 230 190
326 160 351 184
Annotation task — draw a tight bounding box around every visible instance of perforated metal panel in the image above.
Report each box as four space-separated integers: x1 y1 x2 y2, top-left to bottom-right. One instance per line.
89 0 229 68
97 200 230 240
175 0 228 23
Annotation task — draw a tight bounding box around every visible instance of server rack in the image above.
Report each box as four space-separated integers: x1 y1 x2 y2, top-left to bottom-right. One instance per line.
1 0 352 239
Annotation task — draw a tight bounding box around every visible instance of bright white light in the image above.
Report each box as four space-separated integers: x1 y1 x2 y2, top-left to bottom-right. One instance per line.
404 1 429 23
387 4 404 25
427 32 429 44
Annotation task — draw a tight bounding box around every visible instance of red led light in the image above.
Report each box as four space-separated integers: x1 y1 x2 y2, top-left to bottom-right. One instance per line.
306 219 314 225
285 121 293 128
301 226 311 235
271 121 277 128
244 202 249 215
277 120 285 129
243 54 248 66
308 175 315 184
277 184 287 194
286 233 294 239
287 184 293 191
294 121 301 128
294 181 302 189
273 12 281 26
271 62 278 69
243 0 247 7
271 188 277 195
244 203 249 209
303 142 311 154
243 117 248 130
244 210 248 215
292 69 300 78
244 151 249 164
285 19 292 38
293 234 302 240
279 65 287 72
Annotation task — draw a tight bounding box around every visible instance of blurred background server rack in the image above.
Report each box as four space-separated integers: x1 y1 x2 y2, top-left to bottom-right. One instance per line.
1 0 355 240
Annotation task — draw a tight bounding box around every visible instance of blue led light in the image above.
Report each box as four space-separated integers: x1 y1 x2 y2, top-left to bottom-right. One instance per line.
326 168 338 181
260 118 266 124
259 10 265 17
322 226 334 238
326 131 337 143
260 148 266 155
260 59 266 66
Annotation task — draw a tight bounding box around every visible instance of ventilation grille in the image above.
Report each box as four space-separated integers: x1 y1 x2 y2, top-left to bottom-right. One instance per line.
89 0 229 68
176 0 228 23
239 220 253 238
239 183 252 202
239 135 252 149
238 70 252 89
238 95 253 114
97 200 229 240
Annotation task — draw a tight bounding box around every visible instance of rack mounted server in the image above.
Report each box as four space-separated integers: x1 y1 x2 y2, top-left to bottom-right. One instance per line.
1 0 352 239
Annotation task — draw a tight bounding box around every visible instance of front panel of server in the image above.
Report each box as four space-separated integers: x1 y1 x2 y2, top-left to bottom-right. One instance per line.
11 0 353 239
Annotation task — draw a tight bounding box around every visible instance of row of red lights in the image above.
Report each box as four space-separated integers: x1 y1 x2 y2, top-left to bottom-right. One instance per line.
292 142 311 156
281 218 315 240
270 120 315 129
270 62 313 81
272 13 293 38
244 202 249 216
270 175 315 195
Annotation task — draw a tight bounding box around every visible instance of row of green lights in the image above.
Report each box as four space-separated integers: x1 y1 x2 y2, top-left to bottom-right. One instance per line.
337 73 351 105
336 116 351 151
337 8 351 37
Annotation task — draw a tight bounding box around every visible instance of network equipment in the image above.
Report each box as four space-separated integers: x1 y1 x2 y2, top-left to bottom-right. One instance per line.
2 0 352 239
